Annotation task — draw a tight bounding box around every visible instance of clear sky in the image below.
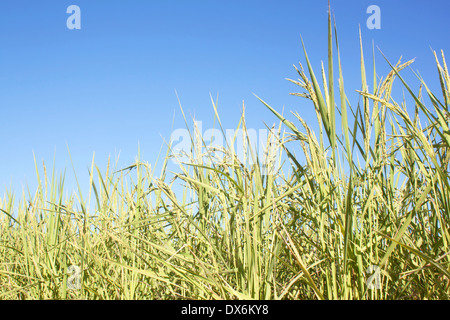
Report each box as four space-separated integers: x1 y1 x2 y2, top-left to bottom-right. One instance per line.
1 0 449 199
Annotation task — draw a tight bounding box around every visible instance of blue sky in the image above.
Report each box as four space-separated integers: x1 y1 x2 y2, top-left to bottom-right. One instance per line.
1 0 449 199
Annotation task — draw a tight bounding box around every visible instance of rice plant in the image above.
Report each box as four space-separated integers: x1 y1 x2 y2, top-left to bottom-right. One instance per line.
1 7 449 300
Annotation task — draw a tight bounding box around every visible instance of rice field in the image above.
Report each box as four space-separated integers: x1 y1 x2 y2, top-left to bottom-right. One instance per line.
1 9 449 300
